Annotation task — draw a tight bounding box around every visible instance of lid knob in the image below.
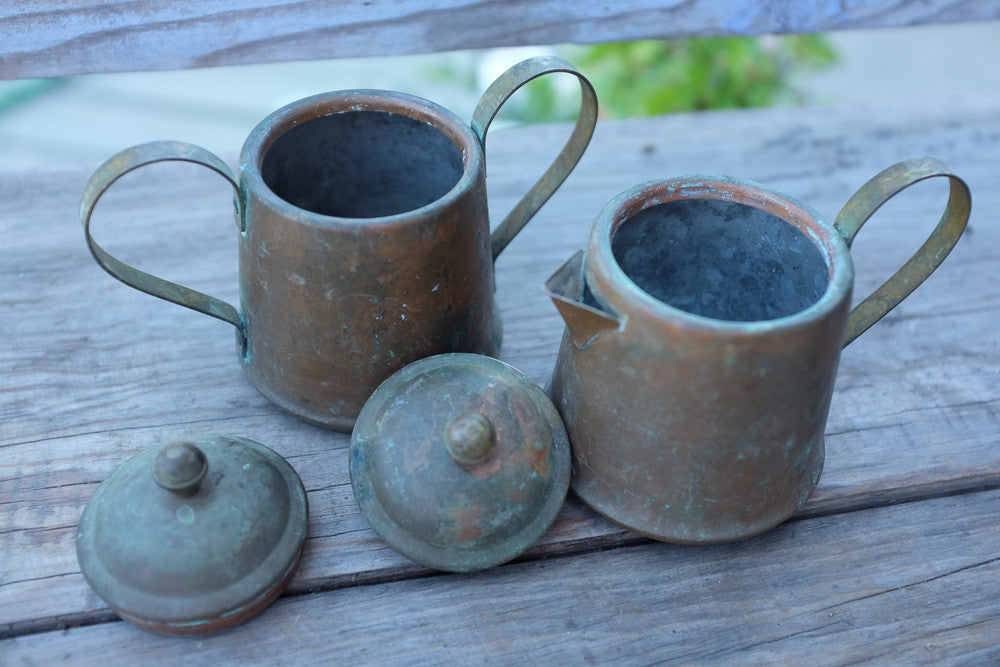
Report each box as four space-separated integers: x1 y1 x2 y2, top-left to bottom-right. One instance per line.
444 412 496 465
351 354 571 572
153 441 208 495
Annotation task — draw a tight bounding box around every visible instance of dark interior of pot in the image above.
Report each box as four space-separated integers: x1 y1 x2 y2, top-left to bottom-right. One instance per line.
262 110 465 218
611 198 830 322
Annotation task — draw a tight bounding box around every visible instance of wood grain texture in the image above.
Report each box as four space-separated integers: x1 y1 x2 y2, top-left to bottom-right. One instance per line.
2 96 999 641
5 489 999 662
3 0 1000 79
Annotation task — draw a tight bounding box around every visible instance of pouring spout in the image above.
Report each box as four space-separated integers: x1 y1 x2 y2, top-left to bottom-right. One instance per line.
545 250 622 349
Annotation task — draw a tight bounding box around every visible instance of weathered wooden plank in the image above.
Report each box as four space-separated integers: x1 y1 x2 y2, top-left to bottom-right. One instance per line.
2 96 999 637
5 489 999 662
3 0 999 79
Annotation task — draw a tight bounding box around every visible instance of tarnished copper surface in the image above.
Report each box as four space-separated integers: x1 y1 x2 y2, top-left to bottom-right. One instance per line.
75 435 308 636
238 89 500 429
80 56 596 430
547 159 970 544
350 354 571 572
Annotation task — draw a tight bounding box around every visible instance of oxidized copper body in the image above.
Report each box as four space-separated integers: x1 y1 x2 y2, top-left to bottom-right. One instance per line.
81 56 597 430
548 160 969 543
238 91 500 428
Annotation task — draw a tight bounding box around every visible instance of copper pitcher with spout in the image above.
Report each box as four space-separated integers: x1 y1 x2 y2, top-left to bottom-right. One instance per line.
547 159 970 543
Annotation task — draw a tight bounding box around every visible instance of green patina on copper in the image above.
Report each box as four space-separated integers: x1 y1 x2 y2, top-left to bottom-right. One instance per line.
350 353 571 573
76 434 308 637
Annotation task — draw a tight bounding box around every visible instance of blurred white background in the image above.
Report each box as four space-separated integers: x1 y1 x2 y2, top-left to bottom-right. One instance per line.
1 21 998 169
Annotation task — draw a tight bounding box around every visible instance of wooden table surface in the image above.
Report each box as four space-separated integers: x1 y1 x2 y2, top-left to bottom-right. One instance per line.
2 95 999 663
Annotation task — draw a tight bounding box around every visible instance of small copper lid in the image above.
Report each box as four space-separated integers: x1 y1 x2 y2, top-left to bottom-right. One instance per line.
76 434 308 636
350 353 571 572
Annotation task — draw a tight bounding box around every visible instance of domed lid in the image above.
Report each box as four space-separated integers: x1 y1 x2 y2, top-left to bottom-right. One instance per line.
350 353 571 572
76 434 308 636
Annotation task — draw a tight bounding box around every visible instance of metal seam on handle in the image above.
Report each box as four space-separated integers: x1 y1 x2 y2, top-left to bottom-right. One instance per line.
470 56 598 261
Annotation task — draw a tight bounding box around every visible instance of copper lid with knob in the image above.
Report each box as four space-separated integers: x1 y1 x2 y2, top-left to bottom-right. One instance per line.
350 353 571 572
75 434 308 636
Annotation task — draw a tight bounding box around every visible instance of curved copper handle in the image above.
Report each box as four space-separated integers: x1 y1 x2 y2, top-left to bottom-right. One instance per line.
81 140 246 342
471 55 598 261
834 157 971 346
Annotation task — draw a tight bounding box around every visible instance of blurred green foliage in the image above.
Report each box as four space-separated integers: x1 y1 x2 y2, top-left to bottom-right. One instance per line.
501 35 837 122
0 78 67 115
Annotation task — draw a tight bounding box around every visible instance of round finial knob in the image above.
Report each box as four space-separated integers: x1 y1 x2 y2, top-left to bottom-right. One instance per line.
444 412 496 465
153 441 208 495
